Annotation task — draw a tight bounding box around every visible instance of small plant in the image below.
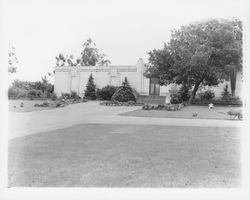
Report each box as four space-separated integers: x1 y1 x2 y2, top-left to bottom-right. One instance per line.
221 84 230 98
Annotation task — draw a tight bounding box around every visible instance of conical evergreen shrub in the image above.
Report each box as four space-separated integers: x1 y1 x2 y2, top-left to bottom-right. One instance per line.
111 77 136 102
84 74 97 100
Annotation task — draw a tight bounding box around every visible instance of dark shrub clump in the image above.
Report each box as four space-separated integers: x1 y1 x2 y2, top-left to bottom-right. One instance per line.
111 78 136 102
97 85 118 100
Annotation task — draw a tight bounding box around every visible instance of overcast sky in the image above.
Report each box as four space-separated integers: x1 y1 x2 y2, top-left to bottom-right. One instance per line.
2 0 248 83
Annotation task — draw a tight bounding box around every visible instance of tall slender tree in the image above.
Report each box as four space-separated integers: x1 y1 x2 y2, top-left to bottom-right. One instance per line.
84 74 97 100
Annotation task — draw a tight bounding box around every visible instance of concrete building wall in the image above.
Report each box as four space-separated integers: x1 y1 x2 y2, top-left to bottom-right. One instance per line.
54 59 242 99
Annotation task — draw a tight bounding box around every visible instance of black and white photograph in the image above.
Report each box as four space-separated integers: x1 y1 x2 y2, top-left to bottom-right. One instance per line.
0 0 250 199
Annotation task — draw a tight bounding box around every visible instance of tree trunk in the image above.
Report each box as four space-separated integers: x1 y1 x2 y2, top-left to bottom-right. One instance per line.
191 83 200 100
189 80 203 103
230 69 237 97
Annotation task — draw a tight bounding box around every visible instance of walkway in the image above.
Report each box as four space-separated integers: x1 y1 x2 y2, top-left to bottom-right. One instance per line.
8 101 243 139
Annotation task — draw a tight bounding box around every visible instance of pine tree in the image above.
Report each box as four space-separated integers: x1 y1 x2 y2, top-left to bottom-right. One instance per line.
84 74 97 100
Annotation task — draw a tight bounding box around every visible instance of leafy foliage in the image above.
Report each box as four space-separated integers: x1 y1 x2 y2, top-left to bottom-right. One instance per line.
169 88 182 104
8 44 18 74
8 77 55 99
60 91 80 100
221 84 231 98
84 74 97 100
169 85 191 104
146 18 242 100
198 90 215 101
81 38 111 66
55 54 81 67
55 38 110 67
97 85 118 100
111 78 136 102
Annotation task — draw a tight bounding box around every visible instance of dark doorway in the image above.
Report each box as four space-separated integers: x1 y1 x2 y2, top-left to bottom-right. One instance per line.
149 78 160 95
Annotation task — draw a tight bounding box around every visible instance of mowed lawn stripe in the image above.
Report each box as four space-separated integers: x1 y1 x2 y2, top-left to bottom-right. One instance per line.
8 124 241 187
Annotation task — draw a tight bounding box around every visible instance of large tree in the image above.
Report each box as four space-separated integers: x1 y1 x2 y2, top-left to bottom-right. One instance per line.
55 38 111 67
80 38 111 66
146 18 242 99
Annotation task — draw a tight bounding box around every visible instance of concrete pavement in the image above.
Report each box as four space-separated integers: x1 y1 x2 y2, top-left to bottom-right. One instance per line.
8 101 243 139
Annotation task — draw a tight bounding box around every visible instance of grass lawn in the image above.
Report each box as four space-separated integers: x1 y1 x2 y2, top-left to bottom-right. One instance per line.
120 105 242 120
9 100 54 112
9 124 241 187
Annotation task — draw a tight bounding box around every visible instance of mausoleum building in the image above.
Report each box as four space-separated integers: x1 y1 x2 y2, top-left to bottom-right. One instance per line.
54 58 242 102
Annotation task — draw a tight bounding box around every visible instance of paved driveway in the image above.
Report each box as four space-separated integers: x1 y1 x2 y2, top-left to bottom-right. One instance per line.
8 101 243 139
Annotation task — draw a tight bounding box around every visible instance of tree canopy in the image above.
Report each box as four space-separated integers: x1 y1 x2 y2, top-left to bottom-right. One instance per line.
55 38 111 67
145 18 242 99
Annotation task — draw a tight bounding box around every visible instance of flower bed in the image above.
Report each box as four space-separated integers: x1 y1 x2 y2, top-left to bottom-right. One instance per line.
34 98 87 109
100 100 143 106
142 103 186 111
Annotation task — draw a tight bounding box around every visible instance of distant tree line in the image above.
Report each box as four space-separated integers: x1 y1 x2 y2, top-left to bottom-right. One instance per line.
8 76 56 100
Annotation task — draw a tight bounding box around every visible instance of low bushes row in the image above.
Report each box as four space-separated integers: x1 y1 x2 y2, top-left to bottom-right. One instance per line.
142 102 187 111
191 96 242 106
100 100 143 106
8 87 58 100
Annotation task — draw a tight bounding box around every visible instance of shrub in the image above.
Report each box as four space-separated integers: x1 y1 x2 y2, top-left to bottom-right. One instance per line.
60 93 71 100
190 96 242 106
100 100 142 106
142 103 183 111
50 93 57 101
27 90 42 98
221 84 230 99
97 85 118 100
8 87 20 98
70 91 81 100
220 95 242 105
179 85 191 102
111 86 136 102
111 77 136 102
198 90 215 101
84 74 97 100
169 88 182 104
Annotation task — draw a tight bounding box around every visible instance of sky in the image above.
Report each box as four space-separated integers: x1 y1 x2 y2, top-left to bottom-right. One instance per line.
1 0 249 83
